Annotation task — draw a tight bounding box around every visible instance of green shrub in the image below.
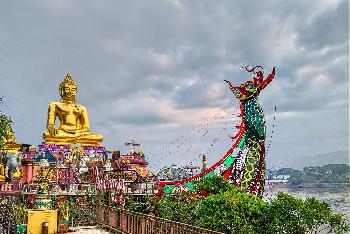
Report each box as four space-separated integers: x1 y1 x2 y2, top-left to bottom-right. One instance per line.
197 189 269 233
10 203 27 225
194 175 232 195
152 175 350 234
267 192 350 234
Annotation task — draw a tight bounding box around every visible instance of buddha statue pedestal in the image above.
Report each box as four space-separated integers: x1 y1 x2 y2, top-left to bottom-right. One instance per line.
38 143 106 154
3 143 21 155
43 130 103 147
3 126 21 154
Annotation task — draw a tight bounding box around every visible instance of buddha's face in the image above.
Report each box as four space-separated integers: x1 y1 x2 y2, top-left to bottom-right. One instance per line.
60 83 77 102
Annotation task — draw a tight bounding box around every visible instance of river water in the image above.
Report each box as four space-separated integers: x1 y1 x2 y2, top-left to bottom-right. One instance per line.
264 187 350 221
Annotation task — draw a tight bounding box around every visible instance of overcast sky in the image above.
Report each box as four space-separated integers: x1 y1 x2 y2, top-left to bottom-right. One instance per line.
1 0 348 171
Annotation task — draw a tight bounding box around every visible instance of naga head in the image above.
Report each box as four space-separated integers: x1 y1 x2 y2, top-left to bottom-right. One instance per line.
225 66 275 101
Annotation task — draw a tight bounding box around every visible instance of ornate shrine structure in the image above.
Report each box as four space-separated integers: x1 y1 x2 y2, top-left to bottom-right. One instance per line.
119 140 148 177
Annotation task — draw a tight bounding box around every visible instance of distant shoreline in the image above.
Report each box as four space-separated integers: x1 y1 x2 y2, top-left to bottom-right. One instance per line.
265 182 350 189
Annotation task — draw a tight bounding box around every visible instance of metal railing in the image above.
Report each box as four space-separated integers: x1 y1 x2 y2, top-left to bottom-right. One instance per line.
97 205 223 234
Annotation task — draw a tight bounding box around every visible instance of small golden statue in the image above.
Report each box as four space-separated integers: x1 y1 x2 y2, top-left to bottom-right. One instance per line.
3 126 16 145
1 125 22 181
3 125 21 154
43 73 103 146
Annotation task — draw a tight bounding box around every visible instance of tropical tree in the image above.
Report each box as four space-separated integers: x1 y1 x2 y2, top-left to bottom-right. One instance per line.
151 175 350 234
275 167 303 185
271 164 350 184
0 97 12 150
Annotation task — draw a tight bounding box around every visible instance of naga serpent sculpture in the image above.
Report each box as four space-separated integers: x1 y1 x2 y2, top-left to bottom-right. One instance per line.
158 66 276 197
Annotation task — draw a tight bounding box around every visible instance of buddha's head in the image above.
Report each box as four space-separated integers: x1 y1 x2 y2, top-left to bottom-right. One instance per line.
59 73 77 102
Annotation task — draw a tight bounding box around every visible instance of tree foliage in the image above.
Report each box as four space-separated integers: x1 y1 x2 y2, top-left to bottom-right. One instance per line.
194 174 232 195
269 164 350 184
0 97 12 150
151 176 350 234
197 188 269 233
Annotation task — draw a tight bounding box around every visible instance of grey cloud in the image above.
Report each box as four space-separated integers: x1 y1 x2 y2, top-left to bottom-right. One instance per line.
297 0 349 50
0 0 348 170
109 114 167 126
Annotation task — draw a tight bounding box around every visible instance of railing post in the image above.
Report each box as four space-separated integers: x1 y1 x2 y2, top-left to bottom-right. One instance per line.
105 191 109 206
97 190 101 224
121 209 126 232
169 222 174 234
140 214 145 234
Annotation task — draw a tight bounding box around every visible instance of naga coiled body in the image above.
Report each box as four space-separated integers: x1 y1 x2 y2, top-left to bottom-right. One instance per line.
225 66 275 196
158 66 276 197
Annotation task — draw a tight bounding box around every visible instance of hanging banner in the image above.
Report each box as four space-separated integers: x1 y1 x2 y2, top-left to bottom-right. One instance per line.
93 167 125 191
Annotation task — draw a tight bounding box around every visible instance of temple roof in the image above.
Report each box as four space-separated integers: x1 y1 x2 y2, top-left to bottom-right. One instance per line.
34 151 59 163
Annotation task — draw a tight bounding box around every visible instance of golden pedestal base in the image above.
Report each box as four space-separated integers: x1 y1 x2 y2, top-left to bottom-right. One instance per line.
43 136 102 146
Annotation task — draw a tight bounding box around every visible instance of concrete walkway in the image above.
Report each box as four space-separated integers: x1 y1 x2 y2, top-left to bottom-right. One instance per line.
69 226 111 233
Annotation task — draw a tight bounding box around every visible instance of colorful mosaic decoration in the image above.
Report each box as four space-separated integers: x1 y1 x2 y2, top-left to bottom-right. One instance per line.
158 66 276 196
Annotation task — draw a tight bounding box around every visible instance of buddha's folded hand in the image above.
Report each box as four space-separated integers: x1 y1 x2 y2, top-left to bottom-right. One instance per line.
47 126 58 136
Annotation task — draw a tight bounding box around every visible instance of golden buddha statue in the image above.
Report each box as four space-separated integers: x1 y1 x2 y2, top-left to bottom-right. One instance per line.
43 73 103 146
3 126 16 144
3 126 21 154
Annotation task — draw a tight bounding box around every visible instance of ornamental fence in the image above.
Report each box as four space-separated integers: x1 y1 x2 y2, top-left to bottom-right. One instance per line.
97 205 223 234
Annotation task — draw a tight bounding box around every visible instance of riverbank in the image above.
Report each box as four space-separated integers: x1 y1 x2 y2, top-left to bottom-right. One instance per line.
292 183 350 188
265 182 350 188
264 187 350 222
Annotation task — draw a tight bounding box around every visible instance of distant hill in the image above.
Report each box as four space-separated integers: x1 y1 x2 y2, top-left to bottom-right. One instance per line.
270 151 349 170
